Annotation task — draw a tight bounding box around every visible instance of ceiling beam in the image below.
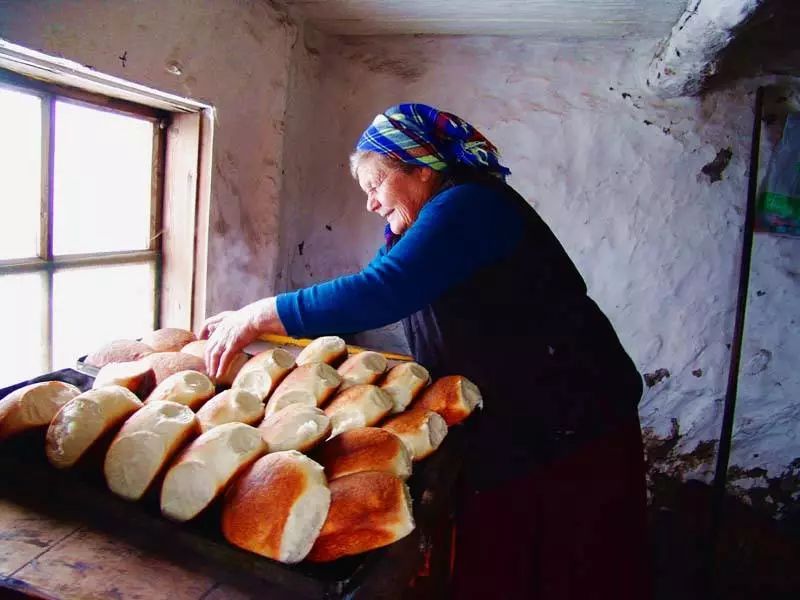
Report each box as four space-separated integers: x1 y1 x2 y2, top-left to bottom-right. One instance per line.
647 0 767 97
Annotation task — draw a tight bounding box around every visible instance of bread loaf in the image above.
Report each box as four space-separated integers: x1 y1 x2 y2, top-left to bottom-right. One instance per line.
104 400 198 501
84 339 154 368
316 427 411 481
337 351 387 391
0 381 81 441
382 409 447 461
139 352 208 384
92 361 155 398
161 422 267 522
414 375 482 426
145 370 215 410
179 340 249 386
195 388 264 433
264 363 341 417
324 384 393 438
295 336 347 367
45 386 142 469
307 471 414 562
258 404 331 453
222 451 330 564
381 362 430 414
232 348 295 401
140 328 197 352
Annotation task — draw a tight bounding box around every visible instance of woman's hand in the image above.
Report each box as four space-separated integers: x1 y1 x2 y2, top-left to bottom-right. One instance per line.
200 297 287 380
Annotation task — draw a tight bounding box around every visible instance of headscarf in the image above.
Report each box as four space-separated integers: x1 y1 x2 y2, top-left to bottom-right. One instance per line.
356 103 511 181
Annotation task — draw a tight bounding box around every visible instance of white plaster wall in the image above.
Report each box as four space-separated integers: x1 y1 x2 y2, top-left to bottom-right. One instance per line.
0 0 296 315
278 35 800 499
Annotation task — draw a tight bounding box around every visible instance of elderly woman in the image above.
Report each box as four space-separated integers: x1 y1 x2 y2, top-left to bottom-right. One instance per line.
202 104 649 599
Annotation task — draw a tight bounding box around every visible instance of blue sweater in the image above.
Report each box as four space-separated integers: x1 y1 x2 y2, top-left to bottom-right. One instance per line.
276 183 525 337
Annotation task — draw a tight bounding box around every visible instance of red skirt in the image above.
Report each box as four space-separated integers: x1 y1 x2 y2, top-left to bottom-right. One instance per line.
451 413 651 599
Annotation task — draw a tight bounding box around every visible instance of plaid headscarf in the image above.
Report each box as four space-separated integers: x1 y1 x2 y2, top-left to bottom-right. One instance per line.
356 103 511 181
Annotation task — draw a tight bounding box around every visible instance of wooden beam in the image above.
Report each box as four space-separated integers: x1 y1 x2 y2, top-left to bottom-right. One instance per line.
647 0 767 98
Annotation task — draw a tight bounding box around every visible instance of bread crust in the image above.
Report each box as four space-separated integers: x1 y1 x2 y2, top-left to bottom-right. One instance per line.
315 427 411 481
140 352 208 385
382 408 448 461
85 339 154 368
0 381 82 441
413 375 482 426
45 386 143 469
295 336 347 367
141 328 197 352
221 451 330 563
307 471 414 562
337 352 388 390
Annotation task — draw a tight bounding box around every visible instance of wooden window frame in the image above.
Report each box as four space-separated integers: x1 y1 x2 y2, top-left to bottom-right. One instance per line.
0 39 214 366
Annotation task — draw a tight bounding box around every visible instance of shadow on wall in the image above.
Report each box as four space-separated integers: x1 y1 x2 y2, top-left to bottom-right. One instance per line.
644 427 800 599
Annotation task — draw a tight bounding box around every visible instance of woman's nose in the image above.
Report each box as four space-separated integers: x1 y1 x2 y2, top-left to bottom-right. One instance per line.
366 194 380 213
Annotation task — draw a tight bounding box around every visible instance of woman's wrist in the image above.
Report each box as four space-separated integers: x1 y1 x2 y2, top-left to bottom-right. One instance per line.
241 296 287 337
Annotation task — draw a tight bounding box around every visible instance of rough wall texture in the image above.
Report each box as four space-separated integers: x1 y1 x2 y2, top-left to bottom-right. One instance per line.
0 0 296 315
278 35 800 518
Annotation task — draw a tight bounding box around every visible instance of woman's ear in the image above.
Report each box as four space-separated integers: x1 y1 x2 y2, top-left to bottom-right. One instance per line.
416 166 437 183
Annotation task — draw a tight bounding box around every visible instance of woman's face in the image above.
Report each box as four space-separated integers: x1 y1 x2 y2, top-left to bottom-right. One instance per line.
356 155 440 235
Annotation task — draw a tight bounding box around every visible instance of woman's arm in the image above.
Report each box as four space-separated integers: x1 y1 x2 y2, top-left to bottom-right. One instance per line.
277 183 523 336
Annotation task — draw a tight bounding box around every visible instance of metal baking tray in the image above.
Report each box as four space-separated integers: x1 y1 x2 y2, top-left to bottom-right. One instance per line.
0 368 461 599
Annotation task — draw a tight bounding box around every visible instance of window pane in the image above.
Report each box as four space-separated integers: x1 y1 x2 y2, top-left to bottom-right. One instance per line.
53 101 154 255
52 262 155 370
0 273 47 388
0 87 41 260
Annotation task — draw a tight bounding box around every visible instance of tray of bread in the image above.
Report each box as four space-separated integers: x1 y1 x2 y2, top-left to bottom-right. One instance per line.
0 328 482 598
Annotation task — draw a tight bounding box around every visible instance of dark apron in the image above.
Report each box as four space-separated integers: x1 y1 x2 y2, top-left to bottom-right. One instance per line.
401 181 643 491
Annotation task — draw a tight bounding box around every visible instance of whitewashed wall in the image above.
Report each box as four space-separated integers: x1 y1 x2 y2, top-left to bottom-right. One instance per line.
278 35 800 514
0 0 296 315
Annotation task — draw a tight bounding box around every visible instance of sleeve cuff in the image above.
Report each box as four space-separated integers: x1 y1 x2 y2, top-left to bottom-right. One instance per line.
275 291 304 337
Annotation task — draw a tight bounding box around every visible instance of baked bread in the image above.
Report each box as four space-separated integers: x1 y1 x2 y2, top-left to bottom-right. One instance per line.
92 361 155 398
195 388 264 433
307 471 414 562
139 352 208 384
316 427 411 481
324 384 393 438
264 363 341 417
145 370 215 410
337 351 387 391
140 328 197 352
104 400 198 501
232 348 295 401
414 375 482 426
0 381 82 441
161 422 267 522
295 336 347 367
84 339 154 369
382 409 447 461
258 404 331 453
221 451 330 564
179 340 248 386
381 362 430 414
161 423 267 521
45 386 142 469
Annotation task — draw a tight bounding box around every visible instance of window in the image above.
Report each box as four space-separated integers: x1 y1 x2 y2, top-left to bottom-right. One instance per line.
0 70 167 387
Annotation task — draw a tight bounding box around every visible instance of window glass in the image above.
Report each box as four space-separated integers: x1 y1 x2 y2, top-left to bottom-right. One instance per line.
0 87 42 260
53 101 154 255
0 272 47 388
52 262 155 370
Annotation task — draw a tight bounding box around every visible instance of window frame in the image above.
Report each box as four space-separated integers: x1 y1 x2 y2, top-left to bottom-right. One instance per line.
0 38 214 350
0 68 169 373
